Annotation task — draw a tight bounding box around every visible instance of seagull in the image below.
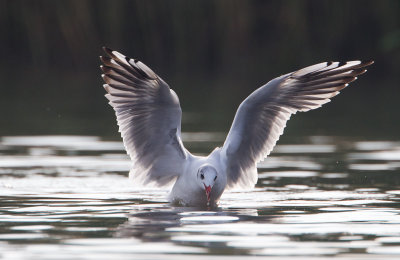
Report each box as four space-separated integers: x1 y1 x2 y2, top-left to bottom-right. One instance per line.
100 47 373 207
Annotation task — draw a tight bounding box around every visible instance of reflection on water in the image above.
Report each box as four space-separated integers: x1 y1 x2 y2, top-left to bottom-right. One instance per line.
1 135 400 259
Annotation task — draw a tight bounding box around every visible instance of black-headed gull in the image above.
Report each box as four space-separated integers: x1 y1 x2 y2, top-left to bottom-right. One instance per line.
100 47 373 207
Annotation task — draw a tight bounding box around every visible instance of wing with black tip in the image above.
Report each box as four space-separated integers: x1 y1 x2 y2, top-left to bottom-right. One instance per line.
222 60 374 189
100 47 190 187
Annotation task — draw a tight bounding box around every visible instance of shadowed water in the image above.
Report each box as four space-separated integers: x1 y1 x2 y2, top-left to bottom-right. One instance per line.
1 135 400 259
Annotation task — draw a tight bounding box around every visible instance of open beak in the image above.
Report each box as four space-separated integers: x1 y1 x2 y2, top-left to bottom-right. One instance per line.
204 184 211 202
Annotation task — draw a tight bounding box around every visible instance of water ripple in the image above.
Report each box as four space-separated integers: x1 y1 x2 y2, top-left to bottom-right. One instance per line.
0 135 399 259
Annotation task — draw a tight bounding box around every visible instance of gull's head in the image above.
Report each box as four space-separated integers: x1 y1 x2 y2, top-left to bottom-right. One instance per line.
197 164 218 203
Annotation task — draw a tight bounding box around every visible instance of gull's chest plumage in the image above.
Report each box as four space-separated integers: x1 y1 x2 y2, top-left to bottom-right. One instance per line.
168 151 227 206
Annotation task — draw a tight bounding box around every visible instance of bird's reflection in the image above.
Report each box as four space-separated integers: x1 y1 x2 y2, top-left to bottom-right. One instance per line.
115 204 264 242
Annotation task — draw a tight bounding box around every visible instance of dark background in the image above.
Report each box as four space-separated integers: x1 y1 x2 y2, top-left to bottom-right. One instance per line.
0 0 399 140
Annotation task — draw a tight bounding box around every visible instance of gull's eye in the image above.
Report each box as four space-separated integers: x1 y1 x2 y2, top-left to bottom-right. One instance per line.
214 176 217 181
200 173 204 180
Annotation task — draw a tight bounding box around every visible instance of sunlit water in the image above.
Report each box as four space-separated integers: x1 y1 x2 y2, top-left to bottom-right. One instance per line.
1 135 400 259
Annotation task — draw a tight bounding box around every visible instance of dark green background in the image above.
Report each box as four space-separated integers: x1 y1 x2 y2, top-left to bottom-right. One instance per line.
0 0 398 140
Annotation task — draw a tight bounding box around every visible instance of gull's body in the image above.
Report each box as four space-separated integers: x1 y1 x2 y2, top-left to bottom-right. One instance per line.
168 148 226 206
100 47 373 207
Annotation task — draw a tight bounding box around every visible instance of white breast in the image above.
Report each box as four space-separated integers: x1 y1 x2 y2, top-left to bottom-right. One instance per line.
168 148 227 206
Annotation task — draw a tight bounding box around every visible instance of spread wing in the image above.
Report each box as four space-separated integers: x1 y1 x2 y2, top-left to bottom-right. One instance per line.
221 60 374 189
100 47 190 187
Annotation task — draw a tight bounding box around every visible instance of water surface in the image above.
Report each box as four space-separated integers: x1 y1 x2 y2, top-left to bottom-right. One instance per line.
1 135 400 259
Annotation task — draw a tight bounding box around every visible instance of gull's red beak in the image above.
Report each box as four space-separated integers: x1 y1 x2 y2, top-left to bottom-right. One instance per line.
204 184 211 202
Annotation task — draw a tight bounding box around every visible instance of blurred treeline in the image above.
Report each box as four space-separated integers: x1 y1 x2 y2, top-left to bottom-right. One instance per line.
0 0 399 138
